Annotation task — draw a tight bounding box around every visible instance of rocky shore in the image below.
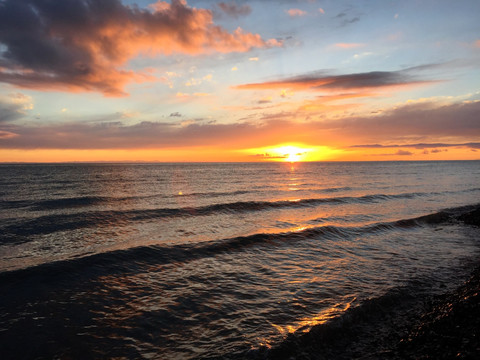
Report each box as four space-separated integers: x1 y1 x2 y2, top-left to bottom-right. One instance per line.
252 207 480 360
393 267 479 359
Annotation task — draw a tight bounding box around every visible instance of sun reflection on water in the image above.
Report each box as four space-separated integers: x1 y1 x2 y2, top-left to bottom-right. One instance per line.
272 297 357 336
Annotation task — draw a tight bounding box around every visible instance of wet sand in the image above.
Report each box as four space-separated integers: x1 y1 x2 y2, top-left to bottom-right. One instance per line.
253 208 480 360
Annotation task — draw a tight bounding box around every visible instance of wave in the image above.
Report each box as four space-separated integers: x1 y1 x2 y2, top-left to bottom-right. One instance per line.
33 196 108 210
0 191 435 241
1 204 478 286
0 196 110 210
248 280 439 359
318 186 353 193
173 189 254 198
0 190 258 211
250 262 480 360
3 186 479 214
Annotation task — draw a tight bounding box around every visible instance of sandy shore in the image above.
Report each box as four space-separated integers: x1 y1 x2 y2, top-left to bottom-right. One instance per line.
252 208 480 360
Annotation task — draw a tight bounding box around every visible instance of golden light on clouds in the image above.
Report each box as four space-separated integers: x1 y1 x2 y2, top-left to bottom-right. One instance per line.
0 1 478 163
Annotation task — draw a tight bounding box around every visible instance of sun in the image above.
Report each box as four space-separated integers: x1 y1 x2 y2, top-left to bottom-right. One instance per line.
274 145 306 162
243 143 343 162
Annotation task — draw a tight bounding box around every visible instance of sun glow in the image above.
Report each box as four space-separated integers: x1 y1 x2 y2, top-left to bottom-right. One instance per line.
275 146 305 162
245 144 342 162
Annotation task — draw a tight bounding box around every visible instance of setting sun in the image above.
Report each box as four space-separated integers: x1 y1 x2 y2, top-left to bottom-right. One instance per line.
244 144 343 162
275 145 307 162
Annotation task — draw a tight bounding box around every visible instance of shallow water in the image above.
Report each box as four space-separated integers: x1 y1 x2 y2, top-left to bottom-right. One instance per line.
1 161 479 358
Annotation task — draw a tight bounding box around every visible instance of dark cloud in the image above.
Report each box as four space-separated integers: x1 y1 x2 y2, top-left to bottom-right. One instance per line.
0 0 276 96
253 153 288 159
169 112 182 117
335 101 480 142
394 150 413 156
235 67 438 92
334 8 361 27
257 99 272 104
318 71 414 89
338 16 359 27
217 1 252 18
0 119 266 149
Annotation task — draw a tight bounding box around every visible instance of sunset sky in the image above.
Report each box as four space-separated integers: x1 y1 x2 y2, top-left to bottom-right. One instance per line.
0 0 479 162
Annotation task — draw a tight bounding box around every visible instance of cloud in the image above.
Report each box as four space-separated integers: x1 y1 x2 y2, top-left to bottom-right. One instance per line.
249 100 480 147
235 67 439 93
394 150 413 156
335 11 360 27
1 99 478 152
286 9 307 17
324 101 480 143
334 43 365 49
252 153 288 159
351 142 480 150
0 92 33 122
257 96 273 104
175 91 210 99
217 1 252 18
0 130 17 139
318 8 325 14
0 0 278 96
0 119 271 149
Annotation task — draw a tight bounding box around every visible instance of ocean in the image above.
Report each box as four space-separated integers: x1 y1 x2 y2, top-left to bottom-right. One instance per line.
0 161 479 359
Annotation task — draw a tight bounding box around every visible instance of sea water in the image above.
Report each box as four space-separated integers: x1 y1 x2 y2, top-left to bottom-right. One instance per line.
0 161 479 358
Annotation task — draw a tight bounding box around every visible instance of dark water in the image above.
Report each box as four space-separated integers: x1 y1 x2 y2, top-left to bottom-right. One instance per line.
0 161 479 359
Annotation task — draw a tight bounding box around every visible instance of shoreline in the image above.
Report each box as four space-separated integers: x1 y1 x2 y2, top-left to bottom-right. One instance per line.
251 266 479 360
252 208 480 360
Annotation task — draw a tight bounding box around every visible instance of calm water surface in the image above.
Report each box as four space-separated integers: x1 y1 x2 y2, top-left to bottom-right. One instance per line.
0 161 479 358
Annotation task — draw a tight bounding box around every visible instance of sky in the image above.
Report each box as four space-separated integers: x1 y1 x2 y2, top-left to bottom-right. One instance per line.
0 0 479 162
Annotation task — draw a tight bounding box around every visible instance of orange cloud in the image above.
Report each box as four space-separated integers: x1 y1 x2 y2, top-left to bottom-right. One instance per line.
286 9 307 17
0 0 279 96
2 101 478 151
334 43 365 49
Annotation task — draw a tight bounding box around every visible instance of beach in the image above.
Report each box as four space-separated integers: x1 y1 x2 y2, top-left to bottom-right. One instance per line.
259 265 480 360
257 208 480 360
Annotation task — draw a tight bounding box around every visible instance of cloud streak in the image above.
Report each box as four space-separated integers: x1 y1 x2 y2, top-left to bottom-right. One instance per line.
351 142 480 149
217 1 252 18
1 100 479 150
234 67 440 93
0 0 278 96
